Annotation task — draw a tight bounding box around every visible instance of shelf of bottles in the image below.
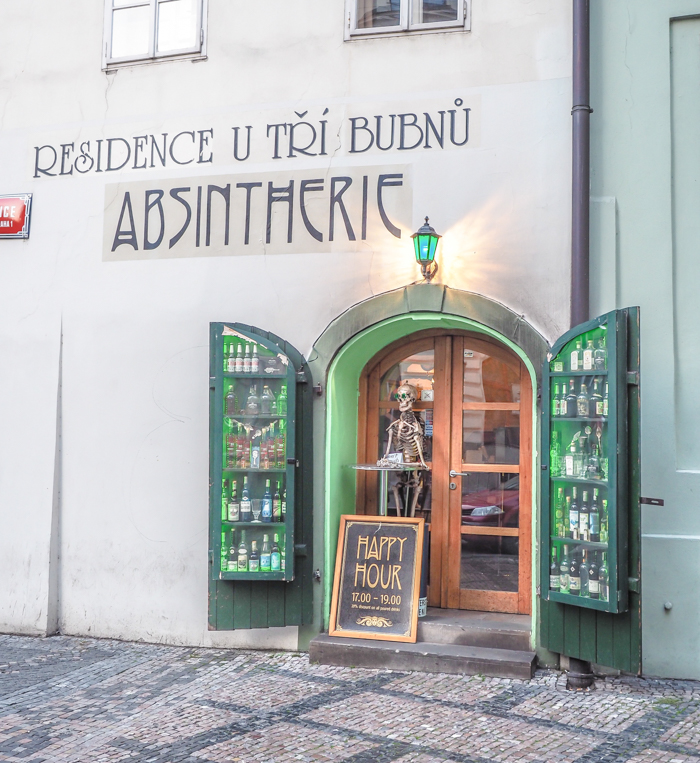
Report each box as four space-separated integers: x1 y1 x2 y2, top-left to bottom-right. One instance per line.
542 314 625 613
211 327 296 582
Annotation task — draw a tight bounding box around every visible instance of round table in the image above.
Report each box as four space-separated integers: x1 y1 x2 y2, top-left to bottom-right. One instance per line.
350 463 428 517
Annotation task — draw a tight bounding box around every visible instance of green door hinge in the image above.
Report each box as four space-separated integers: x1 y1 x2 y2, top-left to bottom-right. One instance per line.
628 577 641 593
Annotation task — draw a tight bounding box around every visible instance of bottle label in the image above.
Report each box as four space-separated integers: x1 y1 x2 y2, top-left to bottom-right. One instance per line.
262 500 272 520
553 400 560 417
235 358 243 373
571 351 579 371
565 455 575 476
569 576 581 592
241 499 252 514
281 501 287 517
552 361 564 372
560 399 567 416
589 579 600 594
583 350 593 370
550 575 559 590
271 553 281 571
603 400 608 417
249 559 259 572
589 513 600 534
237 557 248 571
559 573 569 589
244 358 251 373
227 560 237 572
251 448 261 469
260 553 271 570
600 584 609 601
569 511 579 533
579 514 589 539
228 503 240 522
596 401 604 416
273 500 281 518
577 399 589 417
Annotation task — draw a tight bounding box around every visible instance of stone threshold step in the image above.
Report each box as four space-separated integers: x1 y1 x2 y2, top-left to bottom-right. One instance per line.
417 609 531 651
309 634 536 680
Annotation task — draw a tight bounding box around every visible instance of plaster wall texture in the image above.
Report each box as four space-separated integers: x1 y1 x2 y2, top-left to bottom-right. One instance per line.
590 0 700 678
0 0 571 646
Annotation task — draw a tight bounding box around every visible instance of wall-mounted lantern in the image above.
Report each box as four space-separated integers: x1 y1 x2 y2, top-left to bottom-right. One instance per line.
411 217 441 283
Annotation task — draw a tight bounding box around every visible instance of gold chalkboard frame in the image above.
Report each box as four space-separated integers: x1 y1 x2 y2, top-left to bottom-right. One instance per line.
329 515 424 643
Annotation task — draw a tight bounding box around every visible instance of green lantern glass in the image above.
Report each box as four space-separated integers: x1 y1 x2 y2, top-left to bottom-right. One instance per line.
411 217 441 282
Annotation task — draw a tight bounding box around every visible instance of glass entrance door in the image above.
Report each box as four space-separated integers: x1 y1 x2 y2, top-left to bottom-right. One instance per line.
357 331 532 614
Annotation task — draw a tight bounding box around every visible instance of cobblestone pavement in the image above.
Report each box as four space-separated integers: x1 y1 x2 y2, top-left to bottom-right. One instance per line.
2 635 700 763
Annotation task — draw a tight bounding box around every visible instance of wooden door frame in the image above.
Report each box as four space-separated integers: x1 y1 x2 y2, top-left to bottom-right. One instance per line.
356 328 533 615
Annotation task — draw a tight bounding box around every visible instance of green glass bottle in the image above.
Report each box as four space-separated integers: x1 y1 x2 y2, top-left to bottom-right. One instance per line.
221 479 229 521
589 488 600 542
588 553 600 600
225 384 237 416
599 553 609 602
550 431 561 477
271 534 281 571
221 530 228 572
273 481 282 522
599 498 609 543
579 490 590 542
580 550 590 597
559 545 570 593
549 547 559 591
577 382 590 417
228 530 237 571
554 487 565 537
228 480 240 522
569 487 579 540
249 540 260 572
260 534 271 571
240 477 252 522
237 530 249 572
591 378 604 417
566 380 577 419
261 479 273 523
569 550 581 596
278 383 288 416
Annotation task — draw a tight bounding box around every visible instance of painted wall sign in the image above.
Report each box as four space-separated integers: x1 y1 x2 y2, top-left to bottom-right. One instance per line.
33 96 478 178
103 166 412 260
329 515 424 643
0 194 32 239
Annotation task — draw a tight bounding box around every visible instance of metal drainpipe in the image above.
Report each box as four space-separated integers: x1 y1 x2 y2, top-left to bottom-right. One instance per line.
567 0 595 691
571 0 592 328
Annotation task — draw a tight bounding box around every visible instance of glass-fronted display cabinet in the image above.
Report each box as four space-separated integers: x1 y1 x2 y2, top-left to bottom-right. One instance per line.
541 308 639 614
210 324 296 581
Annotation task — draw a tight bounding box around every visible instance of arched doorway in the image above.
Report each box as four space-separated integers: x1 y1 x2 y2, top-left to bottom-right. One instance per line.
356 330 532 615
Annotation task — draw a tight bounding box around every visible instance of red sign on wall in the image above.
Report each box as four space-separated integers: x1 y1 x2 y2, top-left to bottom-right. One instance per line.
0 194 32 239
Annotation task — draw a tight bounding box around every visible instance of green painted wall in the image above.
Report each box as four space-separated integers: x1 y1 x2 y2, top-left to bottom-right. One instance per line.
590 0 700 677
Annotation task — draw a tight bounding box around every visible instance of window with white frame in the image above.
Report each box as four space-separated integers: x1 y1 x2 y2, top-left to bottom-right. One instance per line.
104 0 205 66
347 0 469 37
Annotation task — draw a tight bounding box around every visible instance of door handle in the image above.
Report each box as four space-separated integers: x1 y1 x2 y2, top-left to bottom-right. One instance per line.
449 470 470 478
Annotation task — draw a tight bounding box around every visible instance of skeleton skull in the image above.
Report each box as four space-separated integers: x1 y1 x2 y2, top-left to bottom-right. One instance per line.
395 383 418 412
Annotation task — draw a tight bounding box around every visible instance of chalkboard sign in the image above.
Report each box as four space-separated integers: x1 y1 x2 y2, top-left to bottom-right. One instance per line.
329 515 424 643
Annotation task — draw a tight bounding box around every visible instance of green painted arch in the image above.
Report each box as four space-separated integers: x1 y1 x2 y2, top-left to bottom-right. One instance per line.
307 285 549 628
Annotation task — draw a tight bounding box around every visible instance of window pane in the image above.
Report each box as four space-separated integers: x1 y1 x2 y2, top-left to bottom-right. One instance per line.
462 410 520 464
157 0 199 53
461 472 519 529
356 0 401 29
411 0 459 24
463 348 520 404
113 0 148 8
461 534 519 592
111 6 151 59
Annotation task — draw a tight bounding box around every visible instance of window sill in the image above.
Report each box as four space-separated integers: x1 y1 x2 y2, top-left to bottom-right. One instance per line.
345 24 469 41
103 52 207 72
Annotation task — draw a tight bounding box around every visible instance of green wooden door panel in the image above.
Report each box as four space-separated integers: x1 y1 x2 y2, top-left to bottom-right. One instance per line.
208 323 314 631
539 308 641 673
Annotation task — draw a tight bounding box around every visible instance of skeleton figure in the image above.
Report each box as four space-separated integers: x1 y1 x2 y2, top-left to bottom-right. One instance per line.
380 383 428 469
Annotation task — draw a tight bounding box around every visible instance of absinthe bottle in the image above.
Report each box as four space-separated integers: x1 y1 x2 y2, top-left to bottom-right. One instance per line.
227 344 236 373
599 499 609 543
228 531 237 571
221 479 229 521
225 384 237 416
583 339 595 371
240 477 252 522
566 381 577 418
579 490 590 542
580 550 590 596
569 487 579 540
591 378 604 417
278 383 288 416
559 545 571 593
589 489 601 542
550 548 560 591
261 386 274 415
577 383 590 417
246 385 260 415
569 551 581 596
243 344 252 374
552 383 560 417
260 534 271 571
261 479 273 522
594 337 607 370
588 553 600 600
249 540 260 572
237 530 249 572
251 345 260 373
273 481 282 522
228 480 240 522
570 339 583 372
599 553 609 602
271 533 282 571
560 383 568 417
